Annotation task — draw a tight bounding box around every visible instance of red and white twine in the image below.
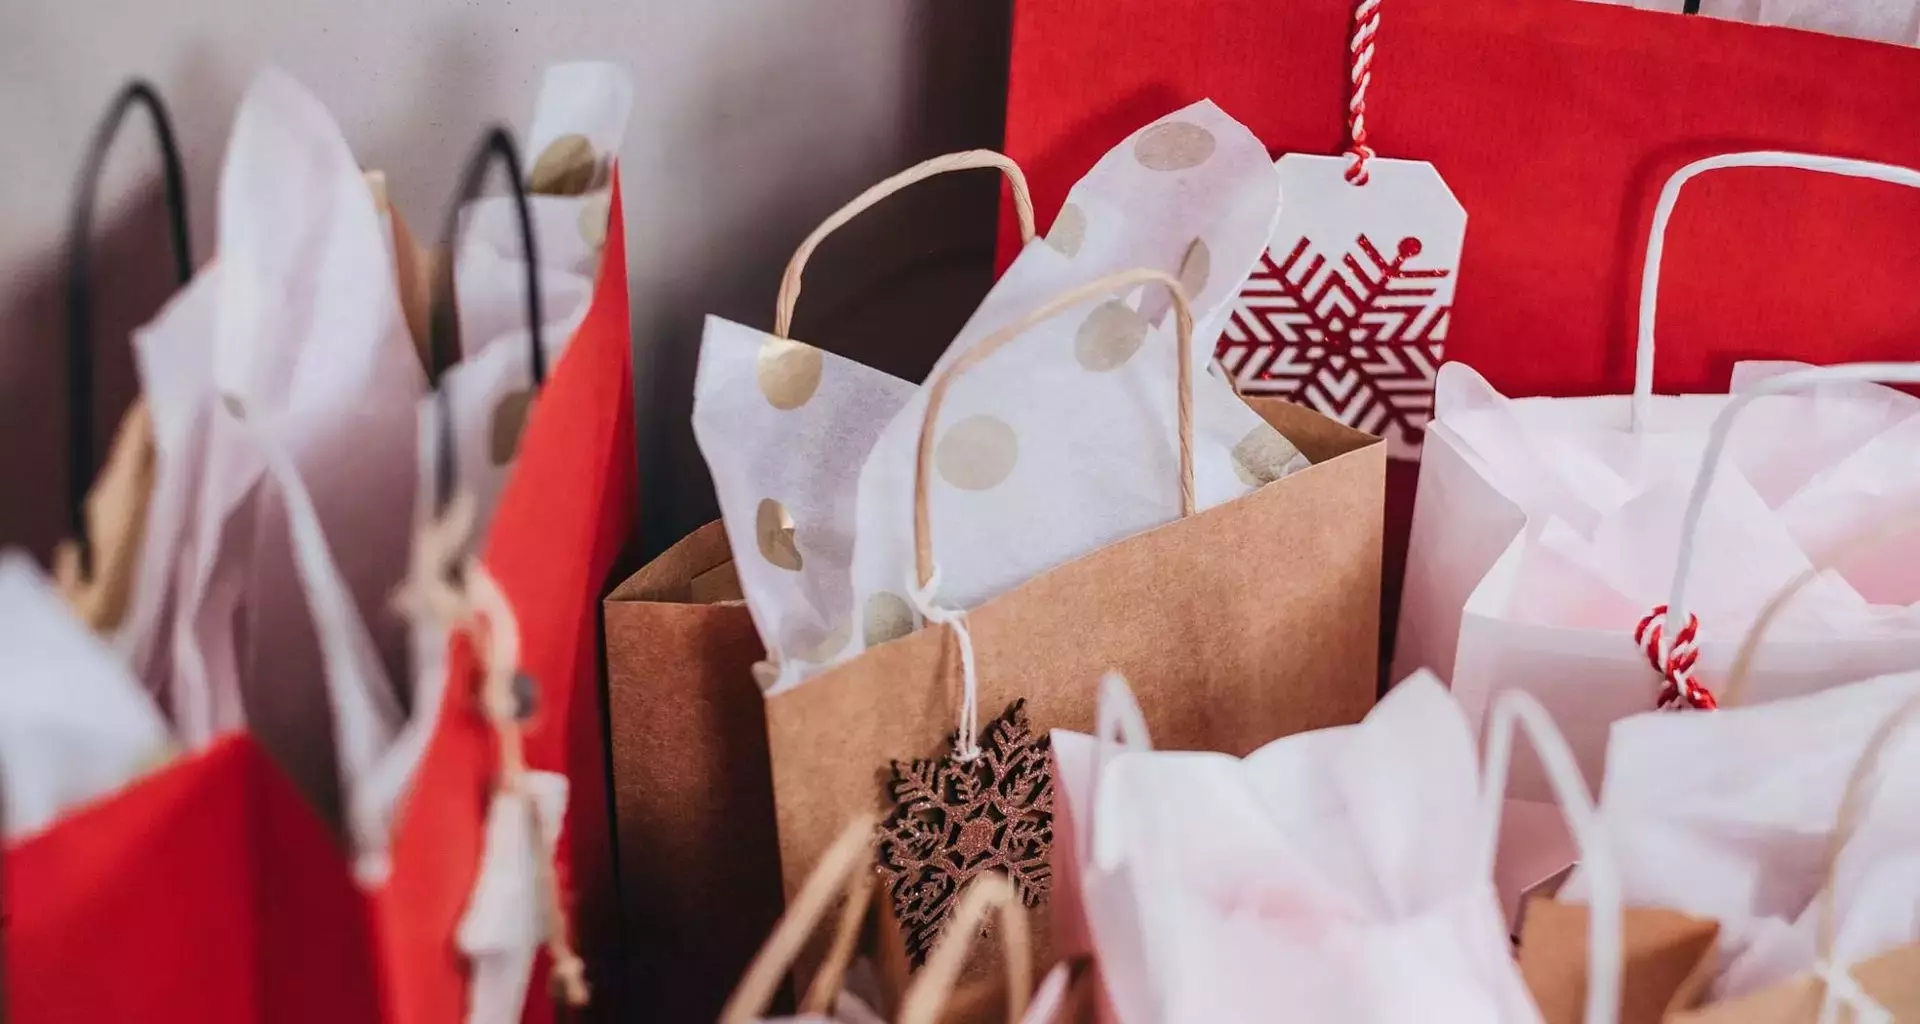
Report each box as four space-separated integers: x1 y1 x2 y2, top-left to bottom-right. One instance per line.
1345 0 1382 186
1634 605 1718 711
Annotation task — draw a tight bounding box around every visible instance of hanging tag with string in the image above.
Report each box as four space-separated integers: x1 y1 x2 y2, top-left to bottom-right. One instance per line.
1216 0 1466 461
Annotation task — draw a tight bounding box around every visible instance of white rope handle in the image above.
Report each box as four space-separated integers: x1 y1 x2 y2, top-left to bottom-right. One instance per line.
1083 671 1154 870
1633 152 1920 431
1480 690 1621 1024
1664 363 1920 667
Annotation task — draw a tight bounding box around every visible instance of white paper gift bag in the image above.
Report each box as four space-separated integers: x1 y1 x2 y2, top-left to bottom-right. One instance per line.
1394 152 1920 807
1051 672 1624 1024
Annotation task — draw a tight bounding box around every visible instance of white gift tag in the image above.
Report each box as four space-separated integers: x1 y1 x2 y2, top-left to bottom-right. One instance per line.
1218 154 1465 459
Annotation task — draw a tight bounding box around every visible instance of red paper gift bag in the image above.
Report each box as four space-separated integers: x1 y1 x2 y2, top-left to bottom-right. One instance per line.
373 167 635 1024
1002 0 1920 665
6 737 383 1024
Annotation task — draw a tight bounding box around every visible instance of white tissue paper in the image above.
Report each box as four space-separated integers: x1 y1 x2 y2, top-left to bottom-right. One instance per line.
0 553 174 838
116 69 419 835
692 317 918 690
1052 674 1544 1024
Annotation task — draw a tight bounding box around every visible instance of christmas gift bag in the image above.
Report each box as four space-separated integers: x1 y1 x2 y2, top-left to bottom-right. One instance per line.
1049 671 1623 1024
604 150 1039 1020
370 101 636 1024
1394 152 1920 806
6 79 383 1023
763 269 1382 1005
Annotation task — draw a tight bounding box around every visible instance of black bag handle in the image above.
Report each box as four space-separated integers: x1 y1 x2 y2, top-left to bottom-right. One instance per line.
426 125 545 516
65 80 192 574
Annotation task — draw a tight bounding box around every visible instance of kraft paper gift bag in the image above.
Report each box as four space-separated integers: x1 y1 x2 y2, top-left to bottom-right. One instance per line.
1394 153 1920 813
606 149 1042 1020
1050 671 1621 1024
603 522 786 1023
762 269 1382 1007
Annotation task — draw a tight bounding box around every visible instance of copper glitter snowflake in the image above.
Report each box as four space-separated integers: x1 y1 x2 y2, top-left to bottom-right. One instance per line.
876 699 1054 965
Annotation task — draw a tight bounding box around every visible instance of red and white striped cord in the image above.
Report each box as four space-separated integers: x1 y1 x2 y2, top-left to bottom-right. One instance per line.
1634 605 1718 711
1345 0 1382 186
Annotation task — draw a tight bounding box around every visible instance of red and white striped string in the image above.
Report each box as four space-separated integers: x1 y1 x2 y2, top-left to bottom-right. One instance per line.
1345 0 1382 186
1634 605 1718 711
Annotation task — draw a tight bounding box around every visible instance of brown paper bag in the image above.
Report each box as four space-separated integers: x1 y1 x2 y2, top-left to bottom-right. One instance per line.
606 152 1044 1020
603 521 784 1022
1519 898 1721 1024
764 271 1384 1002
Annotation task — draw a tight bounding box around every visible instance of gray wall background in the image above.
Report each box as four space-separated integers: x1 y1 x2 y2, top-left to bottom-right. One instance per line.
0 0 1014 560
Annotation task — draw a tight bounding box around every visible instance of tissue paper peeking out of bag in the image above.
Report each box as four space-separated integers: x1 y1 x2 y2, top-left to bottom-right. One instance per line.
432 61 631 553
1559 671 1920 999
840 100 1304 642
0 554 174 838
692 317 918 692
1055 675 1538 1023
109 69 421 838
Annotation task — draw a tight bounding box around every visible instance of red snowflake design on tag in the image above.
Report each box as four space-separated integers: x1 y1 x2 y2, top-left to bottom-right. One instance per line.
1216 233 1451 458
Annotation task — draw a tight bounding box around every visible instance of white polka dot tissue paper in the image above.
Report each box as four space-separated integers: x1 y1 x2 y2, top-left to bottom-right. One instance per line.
840 101 1308 652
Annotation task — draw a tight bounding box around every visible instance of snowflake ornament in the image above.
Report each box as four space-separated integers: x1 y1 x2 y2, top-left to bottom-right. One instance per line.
876 699 1054 965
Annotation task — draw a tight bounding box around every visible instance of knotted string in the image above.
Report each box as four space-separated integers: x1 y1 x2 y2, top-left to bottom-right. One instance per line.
462 563 591 1008
1813 959 1892 1024
907 563 980 763
398 498 588 1010
1633 605 1717 710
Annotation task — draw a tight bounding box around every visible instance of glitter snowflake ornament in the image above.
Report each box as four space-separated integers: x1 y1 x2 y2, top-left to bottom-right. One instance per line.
876 699 1054 965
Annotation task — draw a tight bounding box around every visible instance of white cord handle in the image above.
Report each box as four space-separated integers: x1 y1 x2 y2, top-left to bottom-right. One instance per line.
1665 362 1920 656
1633 152 1920 431
1083 671 1154 870
1480 690 1621 1024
